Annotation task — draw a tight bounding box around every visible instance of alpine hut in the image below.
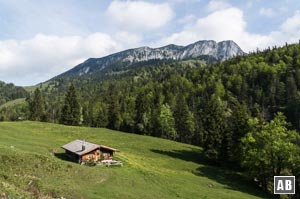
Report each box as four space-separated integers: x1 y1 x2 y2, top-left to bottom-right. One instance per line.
61 140 119 164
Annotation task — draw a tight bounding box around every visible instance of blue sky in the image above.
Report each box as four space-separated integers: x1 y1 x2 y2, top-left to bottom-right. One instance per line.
0 0 299 85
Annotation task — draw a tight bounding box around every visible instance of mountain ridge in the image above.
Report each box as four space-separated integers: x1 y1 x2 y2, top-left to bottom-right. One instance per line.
55 40 245 79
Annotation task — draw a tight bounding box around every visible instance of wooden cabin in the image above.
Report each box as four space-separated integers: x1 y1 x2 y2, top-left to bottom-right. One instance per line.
61 140 119 164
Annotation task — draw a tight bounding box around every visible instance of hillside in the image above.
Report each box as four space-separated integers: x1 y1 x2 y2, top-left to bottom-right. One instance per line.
0 98 26 109
0 121 267 199
0 98 28 121
0 81 28 105
0 81 28 121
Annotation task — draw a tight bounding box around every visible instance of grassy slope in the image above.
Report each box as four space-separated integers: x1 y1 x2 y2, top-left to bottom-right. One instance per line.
0 98 26 109
0 121 268 199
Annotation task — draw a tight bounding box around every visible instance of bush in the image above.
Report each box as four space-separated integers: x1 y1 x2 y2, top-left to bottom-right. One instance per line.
84 158 96 167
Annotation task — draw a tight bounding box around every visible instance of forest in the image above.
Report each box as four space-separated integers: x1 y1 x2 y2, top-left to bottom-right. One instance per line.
2 42 300 196
0 81 28 105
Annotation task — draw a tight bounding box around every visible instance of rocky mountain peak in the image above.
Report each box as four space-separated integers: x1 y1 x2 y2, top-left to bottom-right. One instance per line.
56 39 245 78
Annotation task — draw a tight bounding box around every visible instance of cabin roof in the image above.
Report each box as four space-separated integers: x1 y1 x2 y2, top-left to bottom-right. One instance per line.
61 139 119 156
100 145 119 152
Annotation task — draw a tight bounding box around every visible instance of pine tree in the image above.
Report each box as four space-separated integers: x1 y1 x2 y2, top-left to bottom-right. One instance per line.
158 104 176 140
223 102 249 163
107 84 122 130
107 95 122 130
29 88 45 121
202 94 226 161
135 89 152 134
174 94 195 143
286 75 300 128
60 84 81 125
95 105 109 128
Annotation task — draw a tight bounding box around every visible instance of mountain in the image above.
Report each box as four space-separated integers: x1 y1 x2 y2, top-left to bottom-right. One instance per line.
56 40 244 79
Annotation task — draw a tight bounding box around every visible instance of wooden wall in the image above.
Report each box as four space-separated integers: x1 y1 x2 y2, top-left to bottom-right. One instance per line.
80 148 114 162
82 149 101 161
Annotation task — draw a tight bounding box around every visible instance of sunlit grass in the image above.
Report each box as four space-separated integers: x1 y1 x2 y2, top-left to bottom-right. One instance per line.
0 121 267 198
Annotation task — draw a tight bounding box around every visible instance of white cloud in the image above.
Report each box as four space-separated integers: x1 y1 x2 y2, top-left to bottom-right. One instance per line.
266 11 300 46
259 8 275 17
106 1 174 31
0 32 142 86
280 11 300 33
206 0 231 12
159 7 271 51
159 7 300 52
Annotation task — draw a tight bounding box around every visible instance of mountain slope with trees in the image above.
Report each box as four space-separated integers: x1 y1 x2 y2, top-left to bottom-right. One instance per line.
0 81 29 121
0 81 28 105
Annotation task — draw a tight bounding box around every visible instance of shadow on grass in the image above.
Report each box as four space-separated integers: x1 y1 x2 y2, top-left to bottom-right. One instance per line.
194 166 269 198
151 148 269 198
54 152 76 163
150 148 217 166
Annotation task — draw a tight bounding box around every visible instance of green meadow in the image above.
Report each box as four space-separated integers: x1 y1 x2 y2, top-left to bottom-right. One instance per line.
0 121 267 199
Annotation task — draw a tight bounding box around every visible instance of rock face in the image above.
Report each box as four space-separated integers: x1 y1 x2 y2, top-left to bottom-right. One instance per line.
58 40 245 78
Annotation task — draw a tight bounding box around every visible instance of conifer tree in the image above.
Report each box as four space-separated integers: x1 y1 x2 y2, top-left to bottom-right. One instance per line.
107 94 122 130
95 104 109 127
106 84 122 130
158 104 176 140
174 94 195 143
222 102 249 163
29 88 45 121
202 94 226 161
135 88 152 134
60 84 81 125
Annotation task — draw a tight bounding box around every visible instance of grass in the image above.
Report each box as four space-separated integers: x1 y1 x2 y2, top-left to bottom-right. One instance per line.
0 98 26 109
0 121 268 199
